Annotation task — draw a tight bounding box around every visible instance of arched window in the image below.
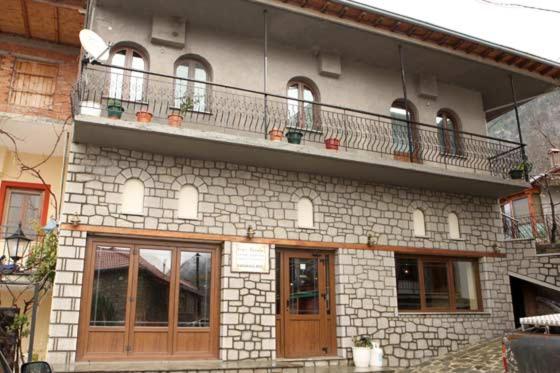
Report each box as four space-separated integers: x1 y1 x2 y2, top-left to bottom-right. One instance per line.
390 99 417 157
448 212 461 239
109 46 147 101
121 179 144 215
177 185 199 219
175 57 211 112
412 209 426 237
297 198 314 228
287 79 319 130
437 110 461 156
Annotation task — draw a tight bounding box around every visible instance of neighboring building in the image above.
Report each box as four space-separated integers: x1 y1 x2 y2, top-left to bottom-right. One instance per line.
0 0 84 362
46 0 560 370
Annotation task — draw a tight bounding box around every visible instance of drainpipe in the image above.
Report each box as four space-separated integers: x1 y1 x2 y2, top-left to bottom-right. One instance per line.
509 75 528 181
398 45 414 162
263 9 269 138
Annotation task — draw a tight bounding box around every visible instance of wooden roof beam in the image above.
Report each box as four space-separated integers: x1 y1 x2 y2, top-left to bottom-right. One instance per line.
357 11 367 22
31 0 85 11
390 21 402 32
452 40 464 50
406 26 416 36
20 0 31 38
320 1 331 13
465 44 478 54
421 30 433 41
437 35 449 46
373 16 384 26
54 6 60 43
338 6 349 18
539 65 554 76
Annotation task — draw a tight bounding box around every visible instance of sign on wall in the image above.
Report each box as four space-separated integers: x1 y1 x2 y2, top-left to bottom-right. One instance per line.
231 242 270 273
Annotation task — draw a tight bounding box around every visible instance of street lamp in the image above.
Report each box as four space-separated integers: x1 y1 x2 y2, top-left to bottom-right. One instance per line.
4 223 32 266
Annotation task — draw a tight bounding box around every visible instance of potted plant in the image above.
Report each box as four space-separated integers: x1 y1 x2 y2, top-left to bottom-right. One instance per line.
268 128 283 141
509 160 532 180
136 109 153 123
107 99 124 119
352 336 372 368
168 96 194 128
286 129 304 144
324 137 340 151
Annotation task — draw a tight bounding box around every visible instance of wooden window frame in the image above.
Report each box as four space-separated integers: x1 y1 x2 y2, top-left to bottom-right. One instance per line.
9 58 59 110
286 79 321 131
500 187 542 239
436 110 463 157
396 254 483 313
107 46 149 103
0 181 51 234
390 98 422 163
173 58 212 113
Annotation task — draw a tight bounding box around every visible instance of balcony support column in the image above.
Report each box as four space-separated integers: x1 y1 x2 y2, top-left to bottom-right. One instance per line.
263 9 269 139
509 74 528 181
398 45 414 163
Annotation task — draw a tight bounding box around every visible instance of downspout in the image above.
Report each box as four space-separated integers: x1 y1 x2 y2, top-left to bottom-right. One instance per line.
398 45 414 162
263 9 269 138
509 75 528 181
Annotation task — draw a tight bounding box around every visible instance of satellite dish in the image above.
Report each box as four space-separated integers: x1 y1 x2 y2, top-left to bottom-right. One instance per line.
79 29 110 62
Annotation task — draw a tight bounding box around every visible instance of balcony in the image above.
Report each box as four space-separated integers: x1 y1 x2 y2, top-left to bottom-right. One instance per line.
73 63 528 197
502 213 560 254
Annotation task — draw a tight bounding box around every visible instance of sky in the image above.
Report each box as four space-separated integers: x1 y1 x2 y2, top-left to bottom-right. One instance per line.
350 0 560 62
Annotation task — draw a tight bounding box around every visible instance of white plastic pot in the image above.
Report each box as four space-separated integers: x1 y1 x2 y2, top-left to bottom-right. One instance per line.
352 346 371 368
80 101 101 116
370 342 383 367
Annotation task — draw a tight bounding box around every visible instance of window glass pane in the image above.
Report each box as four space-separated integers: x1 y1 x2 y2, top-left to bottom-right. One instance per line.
287 85 299 127
390 103 411 153
109 50 126 99
178 251 211 327
4 189 43 237
453 261 479 311
423 261 450 309
193 67 207 112
174 65 189 107
512 198 530 218
396 257 421 310
130 53 145 102
275 254 281 315
135 249 171 326
90 246 130 327
325 255 331 315
288 257 319 314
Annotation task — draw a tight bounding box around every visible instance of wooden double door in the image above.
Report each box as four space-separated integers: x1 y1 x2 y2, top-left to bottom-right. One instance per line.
276 249 337 358
77 237 220 360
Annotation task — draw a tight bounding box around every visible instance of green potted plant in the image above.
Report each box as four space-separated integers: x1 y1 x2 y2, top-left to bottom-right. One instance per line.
107 99 124 119
509 160 532 180
168 96 194 128
286 129 304 144
352 336 372 368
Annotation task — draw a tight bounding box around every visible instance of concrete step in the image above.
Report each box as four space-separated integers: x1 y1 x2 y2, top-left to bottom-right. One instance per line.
302 367 394 373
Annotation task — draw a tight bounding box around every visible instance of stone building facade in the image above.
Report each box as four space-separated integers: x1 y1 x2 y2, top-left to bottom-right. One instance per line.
47 144 513 369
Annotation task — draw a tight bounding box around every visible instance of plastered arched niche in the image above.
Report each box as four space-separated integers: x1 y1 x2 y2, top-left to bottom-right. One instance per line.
448 212 461 239
412 209 426 237
121 178 144 215
178 185 199 219
297 198 314 228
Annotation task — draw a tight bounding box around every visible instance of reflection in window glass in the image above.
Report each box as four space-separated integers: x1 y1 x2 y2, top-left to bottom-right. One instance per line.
275 253 281 315
178 251 211 327
4 188 43 237
396 257 421 310
174 60 209 112
288 257 319 314
424 261 449 309
453 261 479 310
130 52 145 102
390 100 414 153
287 82 316 129
135 249 172 326
109 50 126 99
90 246 130 327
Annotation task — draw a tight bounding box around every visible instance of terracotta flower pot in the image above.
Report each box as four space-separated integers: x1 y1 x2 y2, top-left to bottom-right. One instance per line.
167 114 183 127
136 111 153 123
324 137 340 150
268 128 283 141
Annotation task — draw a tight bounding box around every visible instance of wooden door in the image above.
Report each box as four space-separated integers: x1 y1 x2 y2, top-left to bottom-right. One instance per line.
278 250 336 358
77 237 220 361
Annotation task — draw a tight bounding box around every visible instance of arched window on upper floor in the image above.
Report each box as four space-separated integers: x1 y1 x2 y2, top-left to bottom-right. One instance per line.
175 56 212 112
109 46 148 102
437 110 462 156
390 98 418 159
287 78 320 130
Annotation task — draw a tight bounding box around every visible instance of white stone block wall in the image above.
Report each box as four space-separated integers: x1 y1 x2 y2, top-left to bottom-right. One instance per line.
504 239 560 288
47 143 511 367
220 242 276 360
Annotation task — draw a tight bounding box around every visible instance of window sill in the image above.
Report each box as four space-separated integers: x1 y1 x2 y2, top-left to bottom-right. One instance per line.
120 212 145 217
414 234 431 239
176 216 201 221
448 237 466 241
297 226 318 231
397 311 490 316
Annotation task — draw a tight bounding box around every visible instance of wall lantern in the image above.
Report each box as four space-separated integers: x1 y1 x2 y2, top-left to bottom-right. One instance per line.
246 225 256 239
4 223 32 266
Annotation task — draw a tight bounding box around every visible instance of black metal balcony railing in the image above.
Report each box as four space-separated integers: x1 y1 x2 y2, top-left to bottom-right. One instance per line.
74 63 525 178
502 213 560 242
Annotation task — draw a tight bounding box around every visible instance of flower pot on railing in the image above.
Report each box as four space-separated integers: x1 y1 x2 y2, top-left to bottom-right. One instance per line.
136 111 153 123
167 114 183 127
268 128 283 141
509 160 532 180
324 137 340 151
286 129 303 144
107 99 124 119
509 169 523 180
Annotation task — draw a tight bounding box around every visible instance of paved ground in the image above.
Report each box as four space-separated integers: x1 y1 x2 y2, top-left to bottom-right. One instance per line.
397 338 503 373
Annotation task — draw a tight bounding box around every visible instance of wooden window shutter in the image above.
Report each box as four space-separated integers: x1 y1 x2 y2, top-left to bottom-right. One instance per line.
9 59 58 109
